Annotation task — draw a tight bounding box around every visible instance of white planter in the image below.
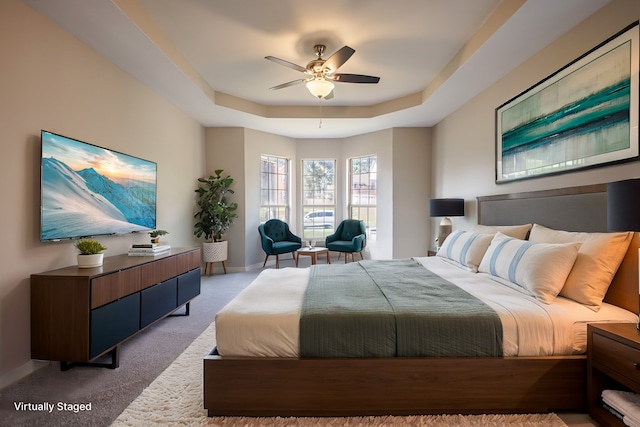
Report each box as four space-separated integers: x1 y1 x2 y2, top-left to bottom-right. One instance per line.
203 241 228 263
77 253 104 268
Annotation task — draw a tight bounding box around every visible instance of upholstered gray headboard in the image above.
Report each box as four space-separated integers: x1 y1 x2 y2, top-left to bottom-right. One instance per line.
477 184 607 232
477 183 639 314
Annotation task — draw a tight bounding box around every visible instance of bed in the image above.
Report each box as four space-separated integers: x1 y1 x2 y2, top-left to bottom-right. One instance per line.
203 184 640 416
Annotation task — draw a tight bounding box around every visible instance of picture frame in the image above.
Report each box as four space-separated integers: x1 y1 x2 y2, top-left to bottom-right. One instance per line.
495 22 639 183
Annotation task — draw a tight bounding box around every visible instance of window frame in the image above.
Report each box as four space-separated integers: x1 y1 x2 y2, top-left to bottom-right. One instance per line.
348 154 377 236
260 155 290 224
301 158 337 244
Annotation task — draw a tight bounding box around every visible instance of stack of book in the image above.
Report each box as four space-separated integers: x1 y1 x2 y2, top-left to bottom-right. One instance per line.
602 389 640 426
128 243 171 256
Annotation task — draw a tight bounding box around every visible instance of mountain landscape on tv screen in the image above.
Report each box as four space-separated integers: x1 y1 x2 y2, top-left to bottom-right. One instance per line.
41 157 155 240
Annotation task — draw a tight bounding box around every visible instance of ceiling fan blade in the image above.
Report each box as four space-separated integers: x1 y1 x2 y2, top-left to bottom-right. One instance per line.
332 73 380 84
322 46 355 72
269 79 306 90
265 56 308 73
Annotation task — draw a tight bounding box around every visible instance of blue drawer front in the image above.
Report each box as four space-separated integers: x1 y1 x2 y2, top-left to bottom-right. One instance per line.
140 278 177 328
177 268 201 306
90 293 140 358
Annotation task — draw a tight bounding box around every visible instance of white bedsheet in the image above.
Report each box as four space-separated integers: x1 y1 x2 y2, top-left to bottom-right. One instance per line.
215 257 637 357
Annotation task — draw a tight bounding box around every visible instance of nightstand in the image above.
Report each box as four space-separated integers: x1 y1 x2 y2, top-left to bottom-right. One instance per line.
427 250 437 257
587 323 640 426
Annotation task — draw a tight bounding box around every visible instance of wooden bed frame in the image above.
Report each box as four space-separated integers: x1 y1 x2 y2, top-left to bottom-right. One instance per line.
203 184 639 416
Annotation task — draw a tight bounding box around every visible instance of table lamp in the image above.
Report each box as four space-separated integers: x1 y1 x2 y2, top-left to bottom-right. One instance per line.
607 178 640 329
430 198 465 249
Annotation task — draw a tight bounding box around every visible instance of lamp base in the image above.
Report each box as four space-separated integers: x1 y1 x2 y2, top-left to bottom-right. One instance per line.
438 218 453 246
438 225 453 246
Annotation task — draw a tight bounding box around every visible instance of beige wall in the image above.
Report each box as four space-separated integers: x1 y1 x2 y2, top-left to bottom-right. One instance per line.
204 127 247 268
432 0 640 234
391 128 432 258
0 1 205 384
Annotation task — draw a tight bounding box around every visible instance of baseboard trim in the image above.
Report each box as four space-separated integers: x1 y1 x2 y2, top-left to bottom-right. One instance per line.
0 359 49 390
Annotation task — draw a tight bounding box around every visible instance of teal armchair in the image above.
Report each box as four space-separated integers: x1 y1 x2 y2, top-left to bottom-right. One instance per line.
259 219 302 268
325 219 366 263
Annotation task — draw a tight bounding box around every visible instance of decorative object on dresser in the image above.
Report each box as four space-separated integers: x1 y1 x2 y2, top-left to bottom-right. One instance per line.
587 323 640 427
607 177 640 329
31 247 201 371
429 198 464 249
128 243 171 256
194 170 238 275
148 229 168 243
74 239 107 268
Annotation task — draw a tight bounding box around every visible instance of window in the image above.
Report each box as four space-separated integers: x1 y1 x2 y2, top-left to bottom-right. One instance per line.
260 155 289 223
302 159 335 243
349 155 377 238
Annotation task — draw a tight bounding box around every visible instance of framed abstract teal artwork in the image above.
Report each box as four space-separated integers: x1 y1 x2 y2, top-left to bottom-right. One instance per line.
496 22 639 183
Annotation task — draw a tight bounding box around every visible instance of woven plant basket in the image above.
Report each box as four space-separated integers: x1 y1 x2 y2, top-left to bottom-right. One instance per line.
202 241 228 263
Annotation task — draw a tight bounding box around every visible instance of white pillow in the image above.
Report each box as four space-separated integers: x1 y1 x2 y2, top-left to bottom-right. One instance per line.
478 232 582 304
436 230 494 272
528 224 632 311
471 224 532 240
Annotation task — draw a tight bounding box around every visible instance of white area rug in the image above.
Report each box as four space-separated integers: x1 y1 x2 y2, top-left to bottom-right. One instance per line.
112 322 568 426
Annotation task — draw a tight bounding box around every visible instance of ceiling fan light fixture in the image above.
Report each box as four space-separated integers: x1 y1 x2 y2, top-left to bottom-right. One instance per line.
306 78 334 98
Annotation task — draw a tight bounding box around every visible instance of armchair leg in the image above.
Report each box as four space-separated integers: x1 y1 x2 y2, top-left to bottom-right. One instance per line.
263 254 269 268
276 254 280 269
294 251 298 267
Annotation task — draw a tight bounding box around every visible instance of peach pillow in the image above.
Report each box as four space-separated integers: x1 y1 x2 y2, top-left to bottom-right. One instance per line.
471 224 532 240
528 224 632 311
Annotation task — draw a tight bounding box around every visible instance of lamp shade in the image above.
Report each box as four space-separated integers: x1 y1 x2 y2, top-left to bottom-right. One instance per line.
607 178 640 231
430 198 465 217
306 79 334 98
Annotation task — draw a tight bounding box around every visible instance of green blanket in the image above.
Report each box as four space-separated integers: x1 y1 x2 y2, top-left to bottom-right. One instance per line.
300 259 503 357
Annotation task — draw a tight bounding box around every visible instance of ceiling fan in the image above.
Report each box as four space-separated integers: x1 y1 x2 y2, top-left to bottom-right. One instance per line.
265 44 380 99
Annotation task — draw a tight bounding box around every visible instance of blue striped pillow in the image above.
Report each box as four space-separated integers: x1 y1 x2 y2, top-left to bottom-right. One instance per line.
436 230 493 272
478 232 582 303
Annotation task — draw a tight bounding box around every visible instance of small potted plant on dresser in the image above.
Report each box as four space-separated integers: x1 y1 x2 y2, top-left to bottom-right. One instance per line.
148 229 169 243
75 239 107 268
194 169 238 275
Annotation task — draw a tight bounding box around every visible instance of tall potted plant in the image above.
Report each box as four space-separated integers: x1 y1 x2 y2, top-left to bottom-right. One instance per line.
194 169 238 269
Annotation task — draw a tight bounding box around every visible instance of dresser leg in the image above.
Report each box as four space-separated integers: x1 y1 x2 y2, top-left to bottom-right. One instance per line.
60 346 120 371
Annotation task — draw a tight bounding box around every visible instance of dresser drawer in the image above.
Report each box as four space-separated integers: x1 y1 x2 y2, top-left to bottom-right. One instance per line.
592 332 640 385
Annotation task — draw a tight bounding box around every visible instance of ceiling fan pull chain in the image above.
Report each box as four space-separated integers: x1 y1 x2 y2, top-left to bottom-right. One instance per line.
319 97 323 128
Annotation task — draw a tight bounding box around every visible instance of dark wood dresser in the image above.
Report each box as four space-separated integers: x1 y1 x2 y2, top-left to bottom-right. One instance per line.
31 247 201 370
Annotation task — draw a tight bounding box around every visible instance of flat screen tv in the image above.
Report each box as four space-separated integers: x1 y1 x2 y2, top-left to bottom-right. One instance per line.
40 130 157 241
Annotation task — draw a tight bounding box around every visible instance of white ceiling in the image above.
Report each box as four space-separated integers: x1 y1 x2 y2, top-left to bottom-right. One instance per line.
25 0 610 138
